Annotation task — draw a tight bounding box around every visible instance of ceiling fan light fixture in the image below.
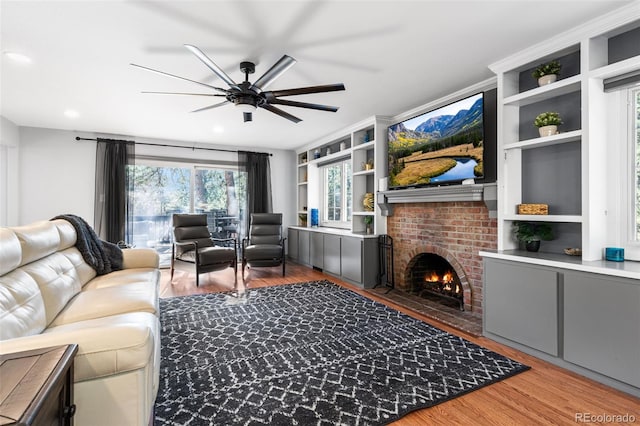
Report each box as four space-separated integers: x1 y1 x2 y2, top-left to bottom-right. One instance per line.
236 102 257 113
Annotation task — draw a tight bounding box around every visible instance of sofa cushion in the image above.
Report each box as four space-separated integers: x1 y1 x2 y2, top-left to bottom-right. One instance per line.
50 282 158 327
20 252 85 326
13 221 61 266
50 219 77 250
0 228 21 276
0 269 47 339
84 268 159 290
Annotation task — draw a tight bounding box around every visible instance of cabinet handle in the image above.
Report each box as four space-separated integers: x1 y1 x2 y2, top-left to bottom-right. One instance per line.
63 404 77 418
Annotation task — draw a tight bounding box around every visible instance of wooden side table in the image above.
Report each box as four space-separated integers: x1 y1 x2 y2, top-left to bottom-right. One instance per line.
0 345 78 426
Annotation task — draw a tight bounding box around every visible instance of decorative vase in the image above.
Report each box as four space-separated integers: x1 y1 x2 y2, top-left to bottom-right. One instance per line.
366 224 372 234
538 125 557 137
537 74 557 86
339 141 346 151
525 240 541 252
363 193 374 211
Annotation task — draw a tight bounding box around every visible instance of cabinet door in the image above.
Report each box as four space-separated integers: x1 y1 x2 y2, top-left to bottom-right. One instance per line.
564 272 640 388
324 234 341 275
484 259 559 356
298 231 310 266
341 237 362 283
288 229 299 261
310 232 323 269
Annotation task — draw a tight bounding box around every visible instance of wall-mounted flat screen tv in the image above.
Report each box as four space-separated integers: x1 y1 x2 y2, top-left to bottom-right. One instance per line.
387 92 484 189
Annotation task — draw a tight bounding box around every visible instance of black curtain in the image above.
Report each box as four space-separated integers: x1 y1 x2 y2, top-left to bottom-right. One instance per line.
238 150 272 217
94 138 135 243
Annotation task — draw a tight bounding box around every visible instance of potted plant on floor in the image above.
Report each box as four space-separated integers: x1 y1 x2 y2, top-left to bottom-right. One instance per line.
532 60 561 86
513 221 554 252
534 111 563 137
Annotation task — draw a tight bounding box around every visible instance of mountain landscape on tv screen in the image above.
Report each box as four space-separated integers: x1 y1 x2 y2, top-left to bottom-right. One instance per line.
388 96 484 188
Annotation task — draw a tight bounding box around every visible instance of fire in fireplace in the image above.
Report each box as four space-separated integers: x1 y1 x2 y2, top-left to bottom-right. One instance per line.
410 253 464 311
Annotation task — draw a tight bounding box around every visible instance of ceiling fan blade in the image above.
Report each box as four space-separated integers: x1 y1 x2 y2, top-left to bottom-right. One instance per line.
252 55 297 91
131 63 229 93
190 101 230 113
260 104 302 123
267 98 338 112
142 91 227 97
184 44 237 88
266 83 345 98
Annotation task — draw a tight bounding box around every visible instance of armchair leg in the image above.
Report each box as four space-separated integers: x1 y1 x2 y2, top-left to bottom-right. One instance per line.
170 245 175 282
282 260 285 276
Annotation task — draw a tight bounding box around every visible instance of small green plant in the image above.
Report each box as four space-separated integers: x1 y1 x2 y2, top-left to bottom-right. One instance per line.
363 215 373 225
298 214 307 224
512 221 554 243
532 60 561 79
534 111 563 128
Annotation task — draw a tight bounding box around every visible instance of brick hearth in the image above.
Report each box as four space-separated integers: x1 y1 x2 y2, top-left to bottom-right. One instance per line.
386 201 497 315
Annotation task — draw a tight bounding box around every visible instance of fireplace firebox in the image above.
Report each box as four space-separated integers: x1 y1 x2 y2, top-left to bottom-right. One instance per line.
409 253 464 311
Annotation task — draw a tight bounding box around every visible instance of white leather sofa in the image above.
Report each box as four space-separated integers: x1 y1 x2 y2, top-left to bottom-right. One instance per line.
0 219 161 426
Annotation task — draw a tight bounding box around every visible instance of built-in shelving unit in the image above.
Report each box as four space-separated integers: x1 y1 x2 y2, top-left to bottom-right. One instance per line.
489 3 640 261
295 116 391 235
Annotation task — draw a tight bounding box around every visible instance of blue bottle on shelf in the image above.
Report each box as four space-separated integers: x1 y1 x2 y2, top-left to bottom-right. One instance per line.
310 208 319 227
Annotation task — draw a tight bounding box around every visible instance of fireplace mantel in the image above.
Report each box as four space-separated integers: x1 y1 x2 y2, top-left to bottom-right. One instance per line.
377 183 497 217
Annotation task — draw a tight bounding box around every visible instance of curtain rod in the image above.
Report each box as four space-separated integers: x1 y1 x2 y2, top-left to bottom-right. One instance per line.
75 137 272 156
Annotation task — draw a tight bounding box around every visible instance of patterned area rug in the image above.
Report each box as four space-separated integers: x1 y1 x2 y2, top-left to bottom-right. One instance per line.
155 280 529 425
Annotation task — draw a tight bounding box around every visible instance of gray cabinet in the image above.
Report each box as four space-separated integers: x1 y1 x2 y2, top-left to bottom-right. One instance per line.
288 228 310 266
299 231 310 266
288 228 299 261
323 234 341 276
483 256 640 396
484 259 559 356
310 232 324 269
564 272 640 388
341 236 362 283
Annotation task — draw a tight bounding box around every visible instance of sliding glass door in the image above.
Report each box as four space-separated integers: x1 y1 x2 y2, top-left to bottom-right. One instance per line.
127 160 246 267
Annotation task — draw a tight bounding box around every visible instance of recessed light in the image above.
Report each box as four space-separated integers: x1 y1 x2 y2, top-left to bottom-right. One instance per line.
4 51 32 64
213 126 224 133
64 109 79 118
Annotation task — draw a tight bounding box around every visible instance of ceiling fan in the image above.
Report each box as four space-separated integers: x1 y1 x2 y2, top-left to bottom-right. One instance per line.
131 44 345 123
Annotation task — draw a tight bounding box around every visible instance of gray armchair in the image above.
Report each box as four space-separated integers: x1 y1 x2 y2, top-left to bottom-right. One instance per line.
242 213 286 277
171 213 237 287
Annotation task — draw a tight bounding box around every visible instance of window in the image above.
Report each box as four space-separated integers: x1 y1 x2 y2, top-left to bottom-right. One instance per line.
632 88 640 242
321 159 351 227
127 159 246 266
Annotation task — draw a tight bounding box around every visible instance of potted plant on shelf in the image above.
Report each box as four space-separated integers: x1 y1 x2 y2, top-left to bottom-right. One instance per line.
362 158 374 171
513 221 554 252
534 111 563 137
298 214 307 227
363 215 374 234
532 60 561 86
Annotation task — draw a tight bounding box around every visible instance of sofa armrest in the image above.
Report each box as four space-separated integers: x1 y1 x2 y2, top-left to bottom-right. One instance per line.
0 312 158 382
122 248 159 269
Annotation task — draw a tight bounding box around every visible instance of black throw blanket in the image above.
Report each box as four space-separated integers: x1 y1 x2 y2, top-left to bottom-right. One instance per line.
51 214 123 275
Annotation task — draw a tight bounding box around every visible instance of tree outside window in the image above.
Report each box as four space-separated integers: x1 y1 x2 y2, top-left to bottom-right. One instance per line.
322 159 351 227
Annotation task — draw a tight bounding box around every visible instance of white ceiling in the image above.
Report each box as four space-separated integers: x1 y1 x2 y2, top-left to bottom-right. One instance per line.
0 0 631 150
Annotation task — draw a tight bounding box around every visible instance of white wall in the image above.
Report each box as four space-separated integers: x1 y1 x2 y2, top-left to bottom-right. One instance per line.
15 127 296 228
0 116 20 226
19 127 96 224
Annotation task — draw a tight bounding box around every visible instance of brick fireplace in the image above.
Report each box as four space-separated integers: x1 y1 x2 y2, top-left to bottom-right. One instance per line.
385 200 497 315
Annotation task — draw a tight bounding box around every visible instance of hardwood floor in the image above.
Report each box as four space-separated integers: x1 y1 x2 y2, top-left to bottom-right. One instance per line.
160 261 640 425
